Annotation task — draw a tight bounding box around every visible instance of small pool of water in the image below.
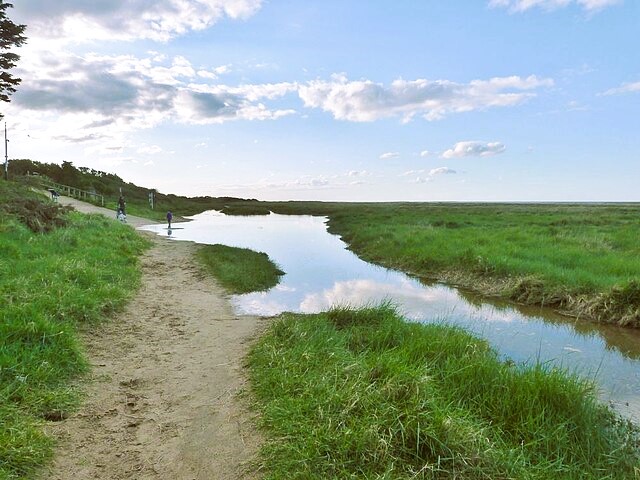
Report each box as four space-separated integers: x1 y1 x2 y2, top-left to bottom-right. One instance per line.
142 211 640 421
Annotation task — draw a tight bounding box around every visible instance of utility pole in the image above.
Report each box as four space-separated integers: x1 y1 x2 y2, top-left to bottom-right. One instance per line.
4 123 8 181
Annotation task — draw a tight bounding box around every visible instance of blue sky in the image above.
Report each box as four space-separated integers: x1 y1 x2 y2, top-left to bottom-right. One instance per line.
4 0 639 201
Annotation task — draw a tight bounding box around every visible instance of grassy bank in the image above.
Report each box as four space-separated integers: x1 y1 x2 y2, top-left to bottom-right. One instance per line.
196 244 284 294
0 181 149 479
248 305 640 479
308 203 640 327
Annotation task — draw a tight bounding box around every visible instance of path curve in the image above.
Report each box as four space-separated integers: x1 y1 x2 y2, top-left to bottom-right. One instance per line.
43 196 263 479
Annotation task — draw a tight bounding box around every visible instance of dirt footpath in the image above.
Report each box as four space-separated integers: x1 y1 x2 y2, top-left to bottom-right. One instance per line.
44 198 263 479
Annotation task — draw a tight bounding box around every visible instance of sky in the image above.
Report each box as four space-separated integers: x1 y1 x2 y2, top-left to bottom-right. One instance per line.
3 0 639 201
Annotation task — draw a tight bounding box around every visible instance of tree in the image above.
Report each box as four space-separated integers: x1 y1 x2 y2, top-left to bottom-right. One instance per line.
0 2 26 108
60 161 81 186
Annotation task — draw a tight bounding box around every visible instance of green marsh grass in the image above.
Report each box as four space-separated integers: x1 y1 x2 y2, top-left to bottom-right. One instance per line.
196 244 284 294
248 304 640 479
313 203 640 326
0 181 149 479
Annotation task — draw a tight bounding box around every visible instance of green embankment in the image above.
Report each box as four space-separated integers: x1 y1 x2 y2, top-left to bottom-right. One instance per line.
196 244 284 294
249 305 640 479
0 181 149 479
316 203 640 327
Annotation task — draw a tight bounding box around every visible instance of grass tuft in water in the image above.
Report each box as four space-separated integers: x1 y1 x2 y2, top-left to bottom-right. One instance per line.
196 244 284 294
248 305 640 479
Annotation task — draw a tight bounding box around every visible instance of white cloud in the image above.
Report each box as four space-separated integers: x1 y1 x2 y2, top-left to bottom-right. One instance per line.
380 152 400 160
442 141 506 159
15 0 264 43
188 82 299 102
197 70 220 80
400 169 426 177
216 171 377 193
53 133 108 144
137 145 163 155
565 100 588 111
429 167 457 175
299 278 447 314
1 49 301 170
14 51 176 123
246 175 333 190
309 177 330 187
402 167 456 183
601 81 640 96
8 50 298 146
415 176 433 184
214 65 232 75
175 82 298 124
299 73 553 122
196 65 231 80
489 0 621 13
420 150 431 157
174 89 295 124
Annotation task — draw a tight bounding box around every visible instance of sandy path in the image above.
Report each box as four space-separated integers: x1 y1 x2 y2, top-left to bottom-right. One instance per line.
43 197 263 479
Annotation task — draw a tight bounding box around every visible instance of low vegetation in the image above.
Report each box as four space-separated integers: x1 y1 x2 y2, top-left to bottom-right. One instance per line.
0 179 72 232
0 180 149 479
249 304 640 479
196 244 284 294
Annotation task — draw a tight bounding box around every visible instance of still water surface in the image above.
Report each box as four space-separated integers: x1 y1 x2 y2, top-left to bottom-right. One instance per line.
142 211 640 421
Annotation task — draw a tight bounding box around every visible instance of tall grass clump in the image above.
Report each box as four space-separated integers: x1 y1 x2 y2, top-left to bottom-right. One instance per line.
196 244 284 294
0 181 149 479
248 304 640 479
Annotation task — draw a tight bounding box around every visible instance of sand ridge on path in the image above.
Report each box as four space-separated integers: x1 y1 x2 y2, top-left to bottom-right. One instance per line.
44 197 264 479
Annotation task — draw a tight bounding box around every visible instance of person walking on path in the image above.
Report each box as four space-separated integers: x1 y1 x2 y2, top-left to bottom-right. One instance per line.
118 195 126 215
167 210 173 229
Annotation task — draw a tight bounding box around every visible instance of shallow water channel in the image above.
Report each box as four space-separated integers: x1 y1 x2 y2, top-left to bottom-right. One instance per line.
142 211 640 422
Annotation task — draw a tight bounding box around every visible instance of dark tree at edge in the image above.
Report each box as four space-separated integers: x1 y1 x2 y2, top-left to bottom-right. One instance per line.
0 2 26 110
